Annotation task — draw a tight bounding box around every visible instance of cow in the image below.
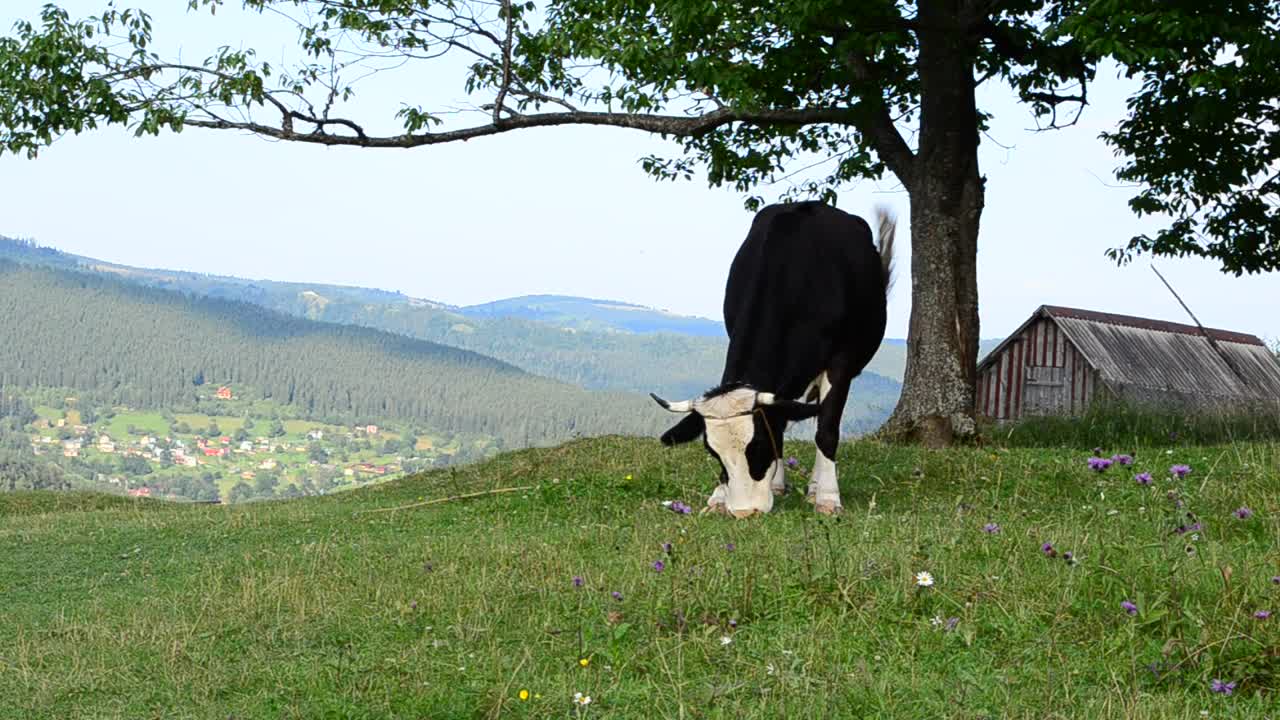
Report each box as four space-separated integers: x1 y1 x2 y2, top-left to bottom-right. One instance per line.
650 201 895 518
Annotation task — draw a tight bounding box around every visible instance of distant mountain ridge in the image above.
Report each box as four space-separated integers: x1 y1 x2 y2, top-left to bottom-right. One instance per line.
459 294 727 337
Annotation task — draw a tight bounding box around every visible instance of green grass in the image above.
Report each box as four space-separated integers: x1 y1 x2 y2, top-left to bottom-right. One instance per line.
2 437 1279 718
103 411 169 439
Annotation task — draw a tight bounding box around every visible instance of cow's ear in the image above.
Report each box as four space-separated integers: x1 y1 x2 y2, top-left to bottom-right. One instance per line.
768 399 821 422
660 413 705 447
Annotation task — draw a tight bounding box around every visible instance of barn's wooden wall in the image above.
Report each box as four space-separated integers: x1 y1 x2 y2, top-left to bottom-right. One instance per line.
976 318 1100 421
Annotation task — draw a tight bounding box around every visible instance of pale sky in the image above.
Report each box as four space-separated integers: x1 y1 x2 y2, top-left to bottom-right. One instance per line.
1 2 1277 344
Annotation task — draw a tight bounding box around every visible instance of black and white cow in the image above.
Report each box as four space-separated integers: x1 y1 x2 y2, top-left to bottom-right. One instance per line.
650 201 895 517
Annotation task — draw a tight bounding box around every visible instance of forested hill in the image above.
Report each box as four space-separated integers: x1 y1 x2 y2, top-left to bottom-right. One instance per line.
0 237 903 432
0 260 669 447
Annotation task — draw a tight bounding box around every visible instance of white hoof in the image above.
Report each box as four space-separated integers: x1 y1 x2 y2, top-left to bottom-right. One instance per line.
814 495 843 515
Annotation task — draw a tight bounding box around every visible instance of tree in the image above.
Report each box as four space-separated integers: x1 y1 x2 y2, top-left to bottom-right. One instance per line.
2 2 1277 444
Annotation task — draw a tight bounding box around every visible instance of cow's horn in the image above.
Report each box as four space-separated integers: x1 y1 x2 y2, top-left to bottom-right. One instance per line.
650 393 694 413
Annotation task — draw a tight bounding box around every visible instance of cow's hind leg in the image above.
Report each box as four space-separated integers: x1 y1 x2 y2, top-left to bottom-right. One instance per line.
812 369 853 515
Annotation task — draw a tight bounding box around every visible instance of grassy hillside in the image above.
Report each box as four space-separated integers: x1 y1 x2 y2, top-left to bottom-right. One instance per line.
4 436 1278 718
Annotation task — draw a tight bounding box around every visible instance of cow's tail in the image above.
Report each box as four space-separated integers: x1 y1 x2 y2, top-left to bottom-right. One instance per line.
873 204 897 300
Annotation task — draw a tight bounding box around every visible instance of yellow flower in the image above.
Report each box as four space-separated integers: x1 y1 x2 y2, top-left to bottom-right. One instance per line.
624 474 633 481
578 657 590 667
518 689 529 701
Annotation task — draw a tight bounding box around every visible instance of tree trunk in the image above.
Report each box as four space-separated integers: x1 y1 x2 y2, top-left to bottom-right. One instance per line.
882 0 984 447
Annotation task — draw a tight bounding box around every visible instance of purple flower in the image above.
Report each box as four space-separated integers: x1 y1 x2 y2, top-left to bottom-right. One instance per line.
652 560 665 572
1111 454 1134 466
1134 472 1153 486
1087 457 1113 472
1173 522 1202 536
982 523 1001 534
1210 679 1237 695
409 600 418 610
1170 464 1191 478
611 591 623 602
572 576 584 588
786 456 799 468
1092 447 1104 457
662 542 673 554
1063 551 1075 565
1234 507 1253 520
1041 542 1057 558
1254 610 1271 620
724 542 736 552
944 617 960 632
1121 600 1138 616
667 500 692 515
1272 576 1280 585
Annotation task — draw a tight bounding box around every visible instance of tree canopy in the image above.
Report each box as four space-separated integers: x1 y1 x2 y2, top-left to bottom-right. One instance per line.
1 1 1275 272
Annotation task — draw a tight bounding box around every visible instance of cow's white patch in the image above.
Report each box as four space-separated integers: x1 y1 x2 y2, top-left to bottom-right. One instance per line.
812 451 841 514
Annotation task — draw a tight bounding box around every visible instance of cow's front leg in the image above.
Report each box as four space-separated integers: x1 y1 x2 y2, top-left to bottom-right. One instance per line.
812 370 851 515
770 461 787 496
811 451 842 515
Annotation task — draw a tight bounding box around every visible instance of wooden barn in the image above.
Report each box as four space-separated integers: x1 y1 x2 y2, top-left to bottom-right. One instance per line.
976 305 1280 421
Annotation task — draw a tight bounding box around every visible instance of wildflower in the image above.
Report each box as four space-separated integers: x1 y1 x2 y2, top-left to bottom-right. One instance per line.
1042 542 1057 558
661 542 673 554
1063 551 1075 565
652 560 665 572
669 501 692 515
982 523 1001 534
724 542 736 552
915 571 935 587
1170 464 1191 478
1134 472 1153 486
1112 454 1134 466
930 616 944 628
1092 447 1104 457
1272 576 1280 585
573 576 584 588
518 689 530 701
728 618 738 628
578 657 590 668
786 456 799 468
624 474 633 481
720 635 733 646
1254 610 1271 620
409 600 418 610
945 617 960 632
611 591 623 602
1121 600 1138 616
573 692 593 705
1234 507 1253 520
1087 457 1112 472
1209 679 1236 695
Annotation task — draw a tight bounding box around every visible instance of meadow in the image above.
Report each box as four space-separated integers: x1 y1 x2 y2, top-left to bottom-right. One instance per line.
2 434 1278 719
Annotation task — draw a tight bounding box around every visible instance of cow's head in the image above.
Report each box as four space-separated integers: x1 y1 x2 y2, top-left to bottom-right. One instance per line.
650 384 819 515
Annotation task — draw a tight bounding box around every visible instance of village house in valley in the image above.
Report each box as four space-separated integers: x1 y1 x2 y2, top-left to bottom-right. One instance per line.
977 305 1280 422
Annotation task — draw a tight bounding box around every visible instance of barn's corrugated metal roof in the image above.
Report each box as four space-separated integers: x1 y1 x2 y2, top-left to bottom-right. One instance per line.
979 305 1280 405
1044 304 1280 399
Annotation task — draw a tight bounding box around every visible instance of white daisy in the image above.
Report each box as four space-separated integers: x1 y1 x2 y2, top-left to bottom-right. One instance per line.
720 635 733 646
573 692 592 706
915 571 935 587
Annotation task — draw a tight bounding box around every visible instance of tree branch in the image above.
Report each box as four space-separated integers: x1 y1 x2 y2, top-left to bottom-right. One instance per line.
840 52 918 189
179 106 864 148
